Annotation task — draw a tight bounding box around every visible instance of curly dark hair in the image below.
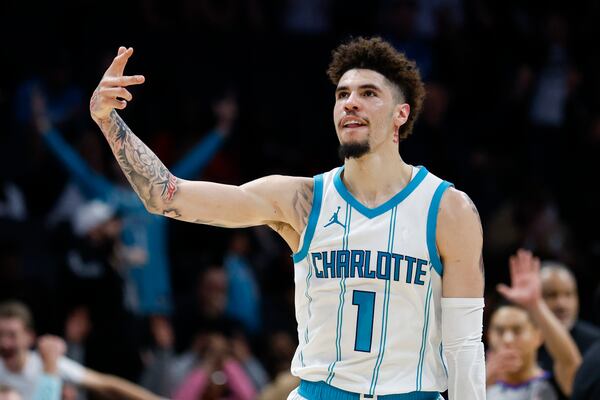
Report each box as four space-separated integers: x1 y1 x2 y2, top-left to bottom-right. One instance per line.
327 37 426 141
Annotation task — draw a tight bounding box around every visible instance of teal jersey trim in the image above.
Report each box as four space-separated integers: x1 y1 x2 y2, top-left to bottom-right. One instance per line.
426 180 453 276
333 166 428 219
300 252 316 367
300 380 441 400
326 203 352 385
293 174 324 263
416 269 434 390
369 206 398 395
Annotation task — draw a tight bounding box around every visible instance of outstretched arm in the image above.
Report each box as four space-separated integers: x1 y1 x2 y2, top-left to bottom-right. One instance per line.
90 47 311 245
497 249 581 395
437 188 486 400
82 369 165 400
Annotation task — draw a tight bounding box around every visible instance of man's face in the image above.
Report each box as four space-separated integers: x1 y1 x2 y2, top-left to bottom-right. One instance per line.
488 307 542 369
333 69 408 159
541 269 578 329
0 318 33 364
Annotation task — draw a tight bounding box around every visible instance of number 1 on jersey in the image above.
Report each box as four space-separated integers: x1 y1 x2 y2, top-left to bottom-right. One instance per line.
352 290 376 352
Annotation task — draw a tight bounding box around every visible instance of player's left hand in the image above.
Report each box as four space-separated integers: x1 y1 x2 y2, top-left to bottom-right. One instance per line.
497 249 542 309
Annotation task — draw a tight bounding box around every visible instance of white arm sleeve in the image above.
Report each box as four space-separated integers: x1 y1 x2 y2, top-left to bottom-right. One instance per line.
442 297 486 400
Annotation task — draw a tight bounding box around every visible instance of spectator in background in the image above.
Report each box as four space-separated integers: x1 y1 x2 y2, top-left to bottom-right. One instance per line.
486 250 581 399
571 339 600 400
538 262 600 370
144 264 267 396
172 327 256 400
0 300 162 400
62 305 92 400
224 232 261 335
0 335 65 400
33 91 237 317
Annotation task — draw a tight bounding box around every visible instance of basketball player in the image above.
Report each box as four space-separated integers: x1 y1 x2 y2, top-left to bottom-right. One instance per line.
89 37 485 399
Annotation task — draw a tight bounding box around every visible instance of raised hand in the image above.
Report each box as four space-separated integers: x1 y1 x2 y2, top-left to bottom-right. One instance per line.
37 335 67 374
497 249 542 309
90 46 145 122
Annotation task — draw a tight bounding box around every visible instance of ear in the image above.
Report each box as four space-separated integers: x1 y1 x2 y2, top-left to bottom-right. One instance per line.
393 103 410 129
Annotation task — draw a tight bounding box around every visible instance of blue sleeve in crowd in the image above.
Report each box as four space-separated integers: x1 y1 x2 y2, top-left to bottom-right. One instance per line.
44 129 114 200
32 374 62 400
171 130 224 178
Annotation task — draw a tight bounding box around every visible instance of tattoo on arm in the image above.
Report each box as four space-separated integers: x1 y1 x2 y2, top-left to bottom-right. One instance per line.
98 110 178 211
292 182 313 229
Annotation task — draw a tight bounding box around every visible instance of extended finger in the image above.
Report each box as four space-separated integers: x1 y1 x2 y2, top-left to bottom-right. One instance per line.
99 87 133 101
101 75 145 88
106 47 134 77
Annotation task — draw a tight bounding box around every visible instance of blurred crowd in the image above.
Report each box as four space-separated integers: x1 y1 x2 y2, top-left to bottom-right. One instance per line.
1 0 600 399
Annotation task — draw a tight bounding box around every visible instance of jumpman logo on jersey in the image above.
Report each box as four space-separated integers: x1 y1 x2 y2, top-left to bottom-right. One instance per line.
324 206 345 228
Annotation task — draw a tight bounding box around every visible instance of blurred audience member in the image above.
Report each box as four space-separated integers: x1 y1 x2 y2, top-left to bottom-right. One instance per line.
139 315 176 397
0 301 162 400
538 262 600 371
224 232 261 335
486 250 581 399
172 329 256 400
62 305 92 400
142 290 267 396
571 339 600 400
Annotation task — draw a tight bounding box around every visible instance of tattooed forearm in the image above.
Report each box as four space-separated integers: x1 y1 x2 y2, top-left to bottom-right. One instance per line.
292 182 313 229
96 110 178 211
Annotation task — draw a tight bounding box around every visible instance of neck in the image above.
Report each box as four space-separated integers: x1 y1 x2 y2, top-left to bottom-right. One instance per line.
4 351 28 373
501 359 544 386
342 145 412 207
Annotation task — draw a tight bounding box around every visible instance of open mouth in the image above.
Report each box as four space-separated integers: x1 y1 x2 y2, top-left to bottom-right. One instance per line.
340 117 368 129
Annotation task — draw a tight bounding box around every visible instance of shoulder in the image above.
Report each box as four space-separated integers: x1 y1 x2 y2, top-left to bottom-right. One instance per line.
438 187 478 221
573 320 600 343
437 187 482 240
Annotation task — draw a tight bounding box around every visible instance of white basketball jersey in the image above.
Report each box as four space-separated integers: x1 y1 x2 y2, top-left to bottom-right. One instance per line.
291 165 452 396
